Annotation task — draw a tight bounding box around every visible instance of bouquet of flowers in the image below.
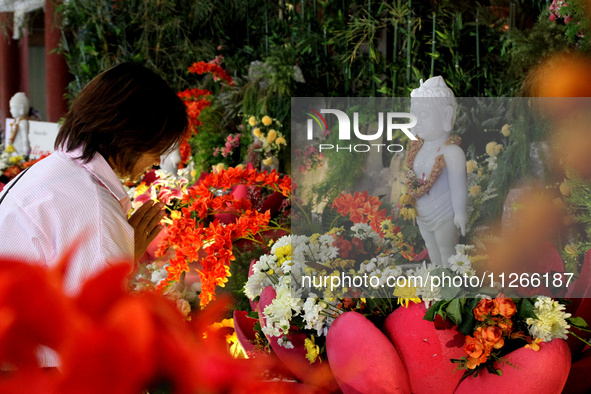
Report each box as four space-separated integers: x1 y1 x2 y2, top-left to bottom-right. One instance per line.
246 114 287 166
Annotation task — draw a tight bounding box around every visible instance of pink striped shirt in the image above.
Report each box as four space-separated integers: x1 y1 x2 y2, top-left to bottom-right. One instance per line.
0 147 134 295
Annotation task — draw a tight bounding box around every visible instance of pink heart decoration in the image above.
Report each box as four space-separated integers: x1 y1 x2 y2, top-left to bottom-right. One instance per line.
455 338 571 394
258 286 338 391
326 311 411 393
383 302 465 394
232 310 258 355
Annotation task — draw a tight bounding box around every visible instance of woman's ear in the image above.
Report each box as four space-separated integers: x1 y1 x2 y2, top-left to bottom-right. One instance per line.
442 105 454 133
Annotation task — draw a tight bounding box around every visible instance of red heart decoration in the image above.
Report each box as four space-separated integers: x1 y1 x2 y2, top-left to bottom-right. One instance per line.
383 302 465 394
326 311 411 393
455 338 571 394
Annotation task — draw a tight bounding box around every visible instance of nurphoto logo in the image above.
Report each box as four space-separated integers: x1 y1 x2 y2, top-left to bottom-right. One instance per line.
305 108 418 153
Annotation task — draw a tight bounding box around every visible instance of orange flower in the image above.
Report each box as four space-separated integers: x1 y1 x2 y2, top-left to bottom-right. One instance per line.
473 298 494 321
464 336 488 369
156 167 290 307
493 297 517 318
476 326 504 350
493 316 514 334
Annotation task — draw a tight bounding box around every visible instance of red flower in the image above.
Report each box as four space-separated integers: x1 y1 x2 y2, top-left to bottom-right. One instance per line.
336 237 352 259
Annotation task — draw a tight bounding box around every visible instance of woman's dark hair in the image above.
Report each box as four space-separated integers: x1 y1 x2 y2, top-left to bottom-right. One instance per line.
55 62 188 175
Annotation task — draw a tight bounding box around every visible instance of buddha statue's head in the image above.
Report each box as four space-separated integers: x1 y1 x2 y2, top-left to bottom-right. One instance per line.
410 76 457 141
9 92 30 119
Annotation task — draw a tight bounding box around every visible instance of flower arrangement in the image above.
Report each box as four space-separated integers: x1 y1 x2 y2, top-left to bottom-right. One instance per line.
152 166 291 308
246 114 287 166
244 192 419 358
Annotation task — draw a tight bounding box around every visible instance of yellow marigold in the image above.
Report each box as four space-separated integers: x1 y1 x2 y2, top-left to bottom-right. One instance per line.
248 116 256 126
267 129 277 144
262 157 274 166
559 182 571 197
170 210 182 220
486 142 503 157
262 115 272 126
501 124 511 137
305 336 321 364
275 136 286 145
466 160 478 173
253 128 262 138
469 185 481 196
5 144 15 154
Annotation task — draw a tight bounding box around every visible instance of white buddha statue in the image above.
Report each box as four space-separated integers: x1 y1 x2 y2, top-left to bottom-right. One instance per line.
405 76 468 268
8 92 30 157
160 147 182 176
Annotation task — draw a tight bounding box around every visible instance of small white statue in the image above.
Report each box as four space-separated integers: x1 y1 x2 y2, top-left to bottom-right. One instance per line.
8 92 30 157
405 76 468 268
160 147 181 176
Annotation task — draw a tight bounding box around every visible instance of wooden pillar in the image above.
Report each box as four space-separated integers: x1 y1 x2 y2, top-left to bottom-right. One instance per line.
44 0 69 122
0 12 21 134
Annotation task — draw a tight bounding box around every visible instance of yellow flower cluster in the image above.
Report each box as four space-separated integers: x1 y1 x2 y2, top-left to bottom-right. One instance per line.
485 141 503 157
8 155 23 165
501 124 511 137
275 244 291 266
398 193 417 222
304 336 321 363
469 185 481 197
466 159 478 173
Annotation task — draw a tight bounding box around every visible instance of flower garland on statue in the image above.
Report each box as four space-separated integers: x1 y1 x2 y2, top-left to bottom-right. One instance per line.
404 134 461 200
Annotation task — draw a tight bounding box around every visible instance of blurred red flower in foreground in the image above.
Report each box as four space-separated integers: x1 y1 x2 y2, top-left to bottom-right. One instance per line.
0 254 280 393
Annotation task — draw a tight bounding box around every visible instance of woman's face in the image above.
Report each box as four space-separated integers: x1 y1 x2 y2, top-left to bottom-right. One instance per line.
129 153 160 182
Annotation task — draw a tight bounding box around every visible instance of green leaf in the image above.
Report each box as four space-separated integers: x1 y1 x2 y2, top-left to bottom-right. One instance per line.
424 300 445 321
568 316 589 328
435 30 448 40
447 298 463 326
519 299 538 320
247 311 259 319
458 298 479 335
440 283 462 299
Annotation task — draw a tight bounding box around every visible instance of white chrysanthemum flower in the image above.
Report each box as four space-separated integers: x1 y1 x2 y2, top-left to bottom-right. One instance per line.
318 234 335 246
448 253 472 275
407 262 441 308
526 296 571 342
351 223 380 244
360 260 377 273
244 271 268 300
261 282 304 347
318 244 339 262
454 244 475 255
